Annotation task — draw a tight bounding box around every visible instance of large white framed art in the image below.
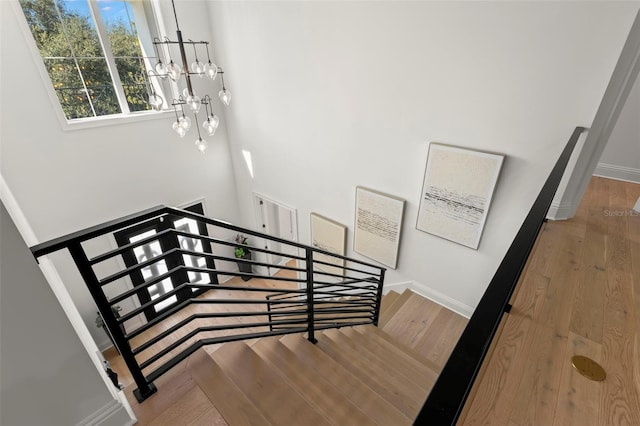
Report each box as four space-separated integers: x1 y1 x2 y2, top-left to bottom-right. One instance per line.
310 213 347 276
417 143 504 249
354 187 405 269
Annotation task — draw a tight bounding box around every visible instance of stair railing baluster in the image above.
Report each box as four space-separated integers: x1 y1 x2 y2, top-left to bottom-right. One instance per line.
67 242 157 402
305 249 317 344
372 268 386 326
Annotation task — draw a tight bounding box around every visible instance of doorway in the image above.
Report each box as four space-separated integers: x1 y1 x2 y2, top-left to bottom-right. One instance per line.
253 193 299 276
113 202 217 322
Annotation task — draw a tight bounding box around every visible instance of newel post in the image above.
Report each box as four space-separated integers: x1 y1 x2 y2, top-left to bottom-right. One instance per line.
67 242 157 402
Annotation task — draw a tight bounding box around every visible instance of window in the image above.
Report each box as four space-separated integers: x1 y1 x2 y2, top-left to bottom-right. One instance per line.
18 0 161 121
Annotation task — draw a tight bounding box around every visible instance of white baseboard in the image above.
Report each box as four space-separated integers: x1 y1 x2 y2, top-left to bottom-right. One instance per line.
546 201 574 221
594 163 640 183
75 399 135 426
384 281 473 318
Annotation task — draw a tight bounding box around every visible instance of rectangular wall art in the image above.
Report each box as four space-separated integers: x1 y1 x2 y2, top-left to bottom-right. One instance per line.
354 187 405 269
416 143 504 249
310 213 347 276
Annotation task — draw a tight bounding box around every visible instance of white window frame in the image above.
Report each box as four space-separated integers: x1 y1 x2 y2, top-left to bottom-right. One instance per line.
11 0 172 131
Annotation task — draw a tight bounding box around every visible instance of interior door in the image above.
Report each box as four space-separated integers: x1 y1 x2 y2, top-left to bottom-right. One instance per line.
254 194 299 276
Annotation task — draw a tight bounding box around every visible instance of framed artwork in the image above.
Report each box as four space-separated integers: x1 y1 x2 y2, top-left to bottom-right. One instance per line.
310 213 347 276
354 187 405 269
416 143 504 249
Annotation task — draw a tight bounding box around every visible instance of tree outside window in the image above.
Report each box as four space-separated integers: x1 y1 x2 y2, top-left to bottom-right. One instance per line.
19 0 157 120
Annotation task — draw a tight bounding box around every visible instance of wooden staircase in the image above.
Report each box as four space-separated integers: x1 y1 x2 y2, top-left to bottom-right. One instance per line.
178 289 463 425
121 289 467 424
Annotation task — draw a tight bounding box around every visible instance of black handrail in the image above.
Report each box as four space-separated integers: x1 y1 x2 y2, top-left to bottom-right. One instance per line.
30 206 386 403
414 126 587 425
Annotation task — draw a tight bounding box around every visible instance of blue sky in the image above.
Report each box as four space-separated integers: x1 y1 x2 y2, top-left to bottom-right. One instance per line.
63 0 133 29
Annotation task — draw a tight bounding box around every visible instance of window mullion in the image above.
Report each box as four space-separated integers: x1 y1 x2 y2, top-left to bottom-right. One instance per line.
53 0 98 118
87 0 131 114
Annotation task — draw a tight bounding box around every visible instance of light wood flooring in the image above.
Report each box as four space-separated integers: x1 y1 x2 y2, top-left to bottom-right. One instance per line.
460 176 640 425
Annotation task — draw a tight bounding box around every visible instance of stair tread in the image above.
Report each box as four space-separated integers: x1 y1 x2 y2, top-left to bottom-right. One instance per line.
379 289 413 327
315 331 424 418
412 306 469 371
323 328 431 395
341 325 439 389
379 290 400 318
187 349 270 426
211 342 331 426
382 291 443 349
252 338 376 425
280 333 411 426
355 324 443 373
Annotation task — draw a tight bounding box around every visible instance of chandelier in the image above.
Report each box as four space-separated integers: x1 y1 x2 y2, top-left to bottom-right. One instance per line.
146 0 230 153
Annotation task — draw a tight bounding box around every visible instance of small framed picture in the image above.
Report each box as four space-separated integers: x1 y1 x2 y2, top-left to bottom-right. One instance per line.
354 187 405 269
310 213 347 275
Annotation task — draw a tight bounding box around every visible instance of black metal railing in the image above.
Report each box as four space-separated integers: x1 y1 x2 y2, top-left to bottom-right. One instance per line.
414 126 588 425
31 206 385 402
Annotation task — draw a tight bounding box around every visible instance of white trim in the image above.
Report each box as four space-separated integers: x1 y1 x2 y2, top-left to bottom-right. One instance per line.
384 281 474 318
0 175 136 423
633 197 640 213
546 201 574 221
74 399 135 426
593 163 640 183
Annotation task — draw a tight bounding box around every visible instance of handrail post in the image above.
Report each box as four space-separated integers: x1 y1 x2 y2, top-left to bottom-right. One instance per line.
67 242 157 402
305 249 317 343
372 268 386 326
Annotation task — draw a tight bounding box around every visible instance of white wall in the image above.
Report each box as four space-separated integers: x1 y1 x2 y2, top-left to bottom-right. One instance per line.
0 0 240 349
207 1 638 311
596 70 640 183
1 202 132 426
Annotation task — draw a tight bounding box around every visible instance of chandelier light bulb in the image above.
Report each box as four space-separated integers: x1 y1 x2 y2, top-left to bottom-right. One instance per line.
202 121 212 135
219 88 231 106
204 61 217 80
212 114 220 130
195 137 208 153
148 93 164 111
167 60 181 81
172 121 187 138
203 115 219 136
191 60 205 76
187 94 201 113
155 60 167 76
179 115 191 131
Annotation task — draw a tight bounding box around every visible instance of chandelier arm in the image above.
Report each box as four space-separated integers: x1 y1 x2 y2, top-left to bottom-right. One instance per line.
217 67 226 90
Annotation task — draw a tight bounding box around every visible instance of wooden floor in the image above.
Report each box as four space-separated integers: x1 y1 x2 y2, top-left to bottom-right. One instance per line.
460 177 640 425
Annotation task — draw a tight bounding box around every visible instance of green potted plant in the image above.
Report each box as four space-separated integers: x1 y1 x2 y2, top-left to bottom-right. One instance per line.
234 234 252 281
